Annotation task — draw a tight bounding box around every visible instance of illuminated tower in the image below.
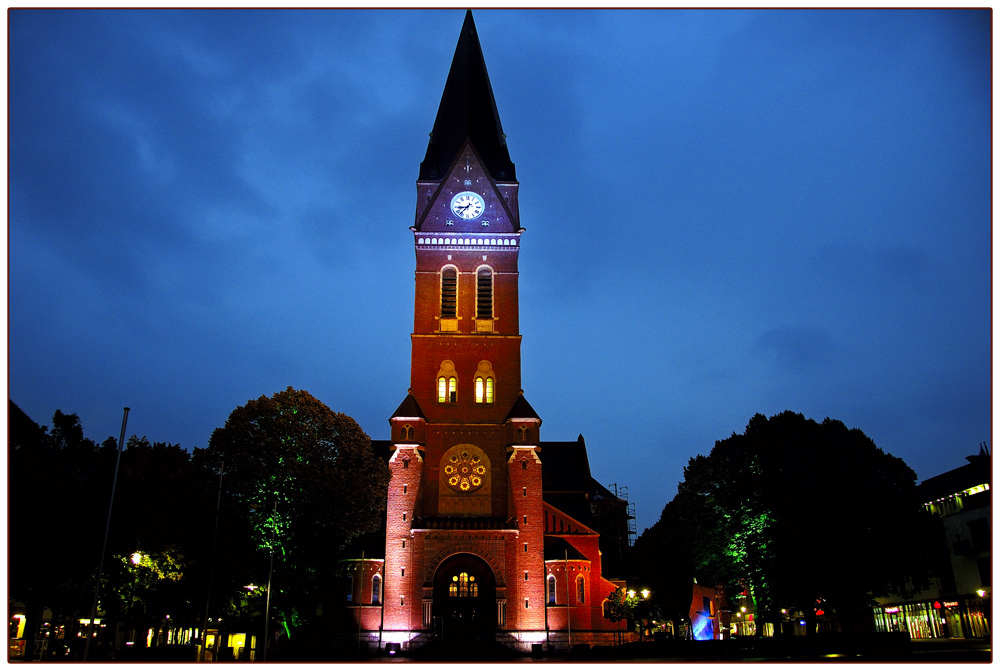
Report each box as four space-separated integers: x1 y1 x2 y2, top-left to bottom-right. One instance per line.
382 10 545 642
360 12 626 653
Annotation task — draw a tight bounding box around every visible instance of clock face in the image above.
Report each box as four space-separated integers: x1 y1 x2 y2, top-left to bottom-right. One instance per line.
450 191 485 220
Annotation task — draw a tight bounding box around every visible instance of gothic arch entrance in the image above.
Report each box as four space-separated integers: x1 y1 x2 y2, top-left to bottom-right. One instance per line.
432 553 497 640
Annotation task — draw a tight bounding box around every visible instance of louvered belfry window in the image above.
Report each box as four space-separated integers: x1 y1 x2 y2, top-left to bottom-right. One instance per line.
477 268 493 319
441 267 457 318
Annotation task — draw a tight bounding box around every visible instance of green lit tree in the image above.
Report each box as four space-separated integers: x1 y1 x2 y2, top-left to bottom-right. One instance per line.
197 387 390 647
636 411 934 636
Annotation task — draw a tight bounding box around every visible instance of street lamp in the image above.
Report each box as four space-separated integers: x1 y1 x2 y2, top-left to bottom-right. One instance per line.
638 590 651 643
131 552 144 565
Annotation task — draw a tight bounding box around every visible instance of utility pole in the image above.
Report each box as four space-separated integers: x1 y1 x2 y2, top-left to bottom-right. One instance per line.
200 457 224 661
84 407 129 662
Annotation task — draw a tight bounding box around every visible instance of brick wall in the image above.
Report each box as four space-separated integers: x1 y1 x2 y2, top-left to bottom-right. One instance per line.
507 446 546 630
382 445 423 632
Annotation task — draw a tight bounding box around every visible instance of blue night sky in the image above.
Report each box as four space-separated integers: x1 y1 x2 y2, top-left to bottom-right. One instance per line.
9 9 992 533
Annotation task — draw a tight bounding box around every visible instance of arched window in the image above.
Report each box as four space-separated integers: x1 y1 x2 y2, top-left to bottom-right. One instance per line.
475 361 495 404
577 575 585 604
474 376 495 403
451 572 478 598
400 424 413 441
547 575 557 604
476 267 493 319
441 267 457 318
372 574 382 605
436 361 457 403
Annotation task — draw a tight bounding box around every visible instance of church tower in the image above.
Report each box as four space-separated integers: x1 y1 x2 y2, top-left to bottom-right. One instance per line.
382 10 545 643
360 12 626 652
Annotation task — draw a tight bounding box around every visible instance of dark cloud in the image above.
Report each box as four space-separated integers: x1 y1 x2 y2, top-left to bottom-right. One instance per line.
757 325 837 371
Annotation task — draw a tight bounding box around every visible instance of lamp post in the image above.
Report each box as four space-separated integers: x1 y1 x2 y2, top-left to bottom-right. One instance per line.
638 589 650 642
627 590 636 644
262 499 277 661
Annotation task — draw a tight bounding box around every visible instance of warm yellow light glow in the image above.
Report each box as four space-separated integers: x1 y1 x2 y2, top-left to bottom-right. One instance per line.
228 633 246 651
628 590 636 599
485 377 494 403
641 589 650 599
741 607 746 613
11 615 25 639
438 377 446 403
475 377 484 403
977 589 986 597
245 584 257 591
131 552 143 565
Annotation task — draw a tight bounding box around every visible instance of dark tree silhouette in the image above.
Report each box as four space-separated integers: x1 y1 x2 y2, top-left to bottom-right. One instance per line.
635 411 934 635
102 436 218 648
9 405 119 658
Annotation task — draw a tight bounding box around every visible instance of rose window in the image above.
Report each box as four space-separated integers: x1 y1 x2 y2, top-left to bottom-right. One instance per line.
444 449 486 492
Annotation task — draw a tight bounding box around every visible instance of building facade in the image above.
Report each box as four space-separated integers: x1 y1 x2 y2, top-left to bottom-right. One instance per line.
873 446 991 639
344 12 628 653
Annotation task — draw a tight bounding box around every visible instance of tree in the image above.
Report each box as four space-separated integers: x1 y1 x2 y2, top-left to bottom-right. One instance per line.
9 404 119 658
102 437 216 648
606 587 638 645
10 403 232 658
636 411 934 636
632 487 732 634
196 387 390 646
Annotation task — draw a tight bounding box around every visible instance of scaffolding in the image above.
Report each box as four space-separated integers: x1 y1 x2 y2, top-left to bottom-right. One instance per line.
608 483 637 547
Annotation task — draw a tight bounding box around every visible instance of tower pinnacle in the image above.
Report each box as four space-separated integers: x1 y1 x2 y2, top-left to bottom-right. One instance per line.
419 10 516 182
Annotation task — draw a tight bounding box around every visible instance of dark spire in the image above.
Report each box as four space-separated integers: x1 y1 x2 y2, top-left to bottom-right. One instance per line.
391 391 425 420
419 10 516 182
505 392 540 421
